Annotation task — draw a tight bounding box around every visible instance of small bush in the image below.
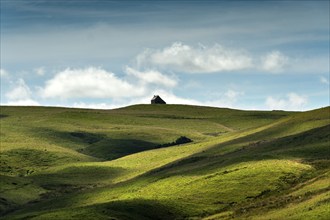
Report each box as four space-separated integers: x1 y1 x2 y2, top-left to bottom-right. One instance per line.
156 136 192 148
175 136 192 145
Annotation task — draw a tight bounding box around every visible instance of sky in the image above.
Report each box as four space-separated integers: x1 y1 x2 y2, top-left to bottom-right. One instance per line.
0 0 329 111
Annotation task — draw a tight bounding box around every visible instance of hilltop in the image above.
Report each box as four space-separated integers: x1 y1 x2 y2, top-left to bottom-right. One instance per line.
0 104 329 219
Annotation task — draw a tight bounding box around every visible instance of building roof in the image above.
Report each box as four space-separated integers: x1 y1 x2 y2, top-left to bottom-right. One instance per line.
152 95 161 100
151 95 166 104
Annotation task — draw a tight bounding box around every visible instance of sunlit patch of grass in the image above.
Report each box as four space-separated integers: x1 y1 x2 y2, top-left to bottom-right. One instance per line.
254 191 330 220
74 160 312 217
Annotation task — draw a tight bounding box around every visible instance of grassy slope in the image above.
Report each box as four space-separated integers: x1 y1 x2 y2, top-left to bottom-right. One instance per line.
0 105 329 219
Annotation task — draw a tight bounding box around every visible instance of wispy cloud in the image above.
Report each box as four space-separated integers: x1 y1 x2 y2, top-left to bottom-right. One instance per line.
0 69 9 77
4 78 40 106
265 93 308 111
260 51 289 73
34 67 45 76
5 79 31 100
320 76 329 85
201 89 245 108
125 67 177 88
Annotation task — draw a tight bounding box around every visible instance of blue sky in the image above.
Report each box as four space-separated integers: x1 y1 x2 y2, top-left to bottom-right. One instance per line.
1 0 329 110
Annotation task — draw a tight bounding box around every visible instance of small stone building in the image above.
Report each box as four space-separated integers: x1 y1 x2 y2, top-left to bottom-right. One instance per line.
151 95 166 104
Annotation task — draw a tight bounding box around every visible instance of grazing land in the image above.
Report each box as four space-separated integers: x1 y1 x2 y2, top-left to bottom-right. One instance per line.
0 104 329 219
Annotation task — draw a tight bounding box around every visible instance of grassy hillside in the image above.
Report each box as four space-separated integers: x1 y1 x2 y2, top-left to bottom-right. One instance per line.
0 104 329 219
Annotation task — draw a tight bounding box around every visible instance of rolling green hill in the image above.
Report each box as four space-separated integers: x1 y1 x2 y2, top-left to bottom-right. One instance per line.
0 104 329 219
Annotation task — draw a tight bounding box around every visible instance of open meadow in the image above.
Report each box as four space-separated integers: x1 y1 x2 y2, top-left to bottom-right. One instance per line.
0 104 329 219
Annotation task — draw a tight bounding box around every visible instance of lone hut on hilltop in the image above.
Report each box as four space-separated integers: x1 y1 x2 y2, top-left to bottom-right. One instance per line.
151 95 166 104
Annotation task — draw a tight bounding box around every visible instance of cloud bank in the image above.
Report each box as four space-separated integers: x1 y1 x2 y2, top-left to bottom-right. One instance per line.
40 67 146 99
136 42 253 73
135 42 292 74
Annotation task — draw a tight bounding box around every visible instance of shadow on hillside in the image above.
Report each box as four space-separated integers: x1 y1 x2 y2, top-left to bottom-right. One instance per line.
81 199 183 220
0 114 8 119
3 198 183 220
82 137 158 161
0 148 128 216
29 128 160 160
144 124 330 178
30 165 126 190
0 166 127 218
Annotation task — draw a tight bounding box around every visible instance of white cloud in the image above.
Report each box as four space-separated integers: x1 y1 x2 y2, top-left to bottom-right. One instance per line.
136 42 253 73
224 89 244 100
35 67 45 76
261 51 289 73
320 76 329 85
70 92 200 109
4 79 40 106
5 79 32 100
201 89 245 108
40 67 146 99
125 67 177 87
137 89 244 108
149 90 202 105
266 97 287 110
4 99 40 106
72 102 121 110
0 69 9 77
288 93 308 107
136 42 296 74
266 93 308 110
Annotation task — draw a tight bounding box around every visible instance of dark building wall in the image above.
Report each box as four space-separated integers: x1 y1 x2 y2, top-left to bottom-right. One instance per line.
151 96 166 104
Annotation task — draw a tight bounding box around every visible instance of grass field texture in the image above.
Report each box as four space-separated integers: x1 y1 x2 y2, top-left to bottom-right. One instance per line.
0 104 329 219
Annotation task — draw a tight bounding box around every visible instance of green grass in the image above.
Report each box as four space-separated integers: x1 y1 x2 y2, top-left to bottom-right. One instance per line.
0 104 329 219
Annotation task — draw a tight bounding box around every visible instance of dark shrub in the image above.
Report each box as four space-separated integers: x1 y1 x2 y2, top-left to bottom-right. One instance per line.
155 136 192 148
175 136 192 145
